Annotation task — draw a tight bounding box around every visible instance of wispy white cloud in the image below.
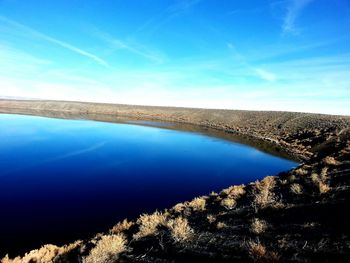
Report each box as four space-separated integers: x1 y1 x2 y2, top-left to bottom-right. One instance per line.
92 29 164 63
134 0 201 36
167 0 202 17
255 68 277 81
0 15 109 67
282 0 315 35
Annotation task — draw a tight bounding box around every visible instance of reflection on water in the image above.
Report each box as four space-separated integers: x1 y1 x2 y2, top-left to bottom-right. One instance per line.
0 113 297 257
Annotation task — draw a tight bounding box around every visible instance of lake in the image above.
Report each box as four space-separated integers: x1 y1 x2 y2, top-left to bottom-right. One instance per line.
0 113 297 257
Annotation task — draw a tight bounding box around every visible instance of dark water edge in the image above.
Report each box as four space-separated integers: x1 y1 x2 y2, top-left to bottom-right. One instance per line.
0 112 298 257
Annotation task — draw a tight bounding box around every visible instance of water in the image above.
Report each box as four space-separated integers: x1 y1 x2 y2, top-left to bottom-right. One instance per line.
0 114 297 256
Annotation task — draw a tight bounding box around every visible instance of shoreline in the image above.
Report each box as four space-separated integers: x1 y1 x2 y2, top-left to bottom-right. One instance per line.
1 99 350 262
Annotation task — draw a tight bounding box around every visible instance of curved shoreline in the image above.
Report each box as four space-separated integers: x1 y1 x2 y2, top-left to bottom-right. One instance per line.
1 99 350 262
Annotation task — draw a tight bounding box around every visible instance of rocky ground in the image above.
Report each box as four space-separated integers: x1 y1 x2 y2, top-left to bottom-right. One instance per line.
0 99 349 262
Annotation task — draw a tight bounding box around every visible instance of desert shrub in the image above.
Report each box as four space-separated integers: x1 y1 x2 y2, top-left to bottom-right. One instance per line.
207 214 216 224
84 234 126 263
294 168 308 176
111 219 134 234
246 240 279 261
221 184 245 198
217 222 227 229
250 218 268 235
323 156 339 166
318 182 331 194
133 211 167 240
2 242 81 263
188 197 206 211
252 176 277 209
220 197 237 209
172 203 186 213
166 217 193 242
290 183 303 195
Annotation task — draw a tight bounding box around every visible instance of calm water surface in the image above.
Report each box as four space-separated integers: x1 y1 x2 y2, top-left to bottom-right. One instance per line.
0 114 297 256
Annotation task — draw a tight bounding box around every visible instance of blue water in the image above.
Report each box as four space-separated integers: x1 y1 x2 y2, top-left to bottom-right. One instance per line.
0 114 297 256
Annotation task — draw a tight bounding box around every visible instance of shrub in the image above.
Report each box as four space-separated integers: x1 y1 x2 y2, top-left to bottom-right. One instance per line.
84 234 126 263
290 183 303 195
221 184 245 198
323 156 339 166
2 242 81 263
246 240 266 260
167 217 193 242
110 219 134 234
133 211 167 240
318 182 331 194
252 176 277 209
217 222 227 229
250 218 268 235
207 214 216 224
188 197 206 211
220 197 236 209
172 203 185 213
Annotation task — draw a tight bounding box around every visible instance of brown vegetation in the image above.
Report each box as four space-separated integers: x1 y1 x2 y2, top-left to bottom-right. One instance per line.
1 100 350 262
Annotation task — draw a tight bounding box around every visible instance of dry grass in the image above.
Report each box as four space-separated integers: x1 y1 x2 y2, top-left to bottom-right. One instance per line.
216 222 227 229
188 197 206 211
318 182 331 194
133 211 167 240
290 183 303 195
246 240 280 261
172 203 186 213
294 168 308 176
252 176 277 209
250 218 268 235
84 234 127 263
207 214 216 224
220 197 237 209
221 184 246 198
2 242 81 263
323 156 339 166
246 240 267 260
166 217 193 242
110 219 134 234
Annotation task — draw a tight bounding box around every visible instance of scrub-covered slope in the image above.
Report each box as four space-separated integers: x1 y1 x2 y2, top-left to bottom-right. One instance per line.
1 99 350 262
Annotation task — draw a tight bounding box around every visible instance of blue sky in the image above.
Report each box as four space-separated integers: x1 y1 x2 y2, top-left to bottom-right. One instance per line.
0 0 349 115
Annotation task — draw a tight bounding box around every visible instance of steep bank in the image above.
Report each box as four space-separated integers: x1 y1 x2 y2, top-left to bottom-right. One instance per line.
1 99 350 262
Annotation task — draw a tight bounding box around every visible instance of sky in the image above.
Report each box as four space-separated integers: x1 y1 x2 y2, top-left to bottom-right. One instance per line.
0 0 350 115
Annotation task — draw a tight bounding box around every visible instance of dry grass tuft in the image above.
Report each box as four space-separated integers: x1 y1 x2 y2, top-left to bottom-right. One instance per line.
246 240 267 260
166 217 193 242
221 184 246 198
172 203 186 213
84 234 127 263
294 168 308 176
250 218 268 235
110 219 134 234
207 214 216 224
133 211 167 240
323 156 339 166
2 242 81 263
188 197 206 211
318 182 331 194
220 197 237 209
252 176 277 209
216 222 227 229
290 183 303 195
246 240 280 261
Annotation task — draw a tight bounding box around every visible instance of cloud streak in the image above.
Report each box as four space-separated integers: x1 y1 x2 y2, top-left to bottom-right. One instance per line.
0 15 109 67
282 0 315 35
92 29 164 63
